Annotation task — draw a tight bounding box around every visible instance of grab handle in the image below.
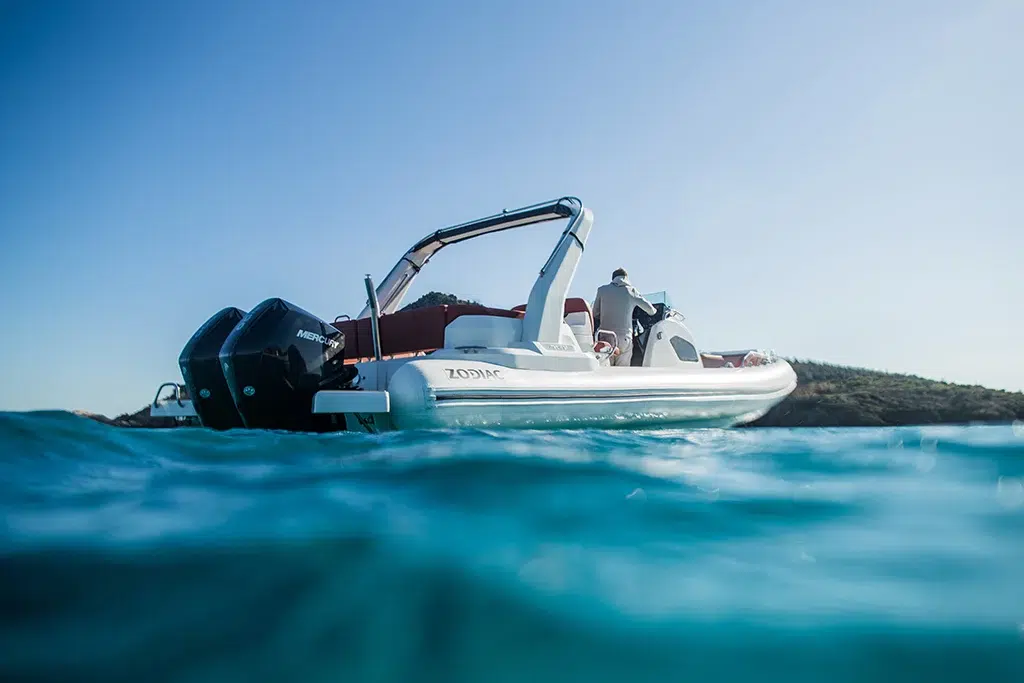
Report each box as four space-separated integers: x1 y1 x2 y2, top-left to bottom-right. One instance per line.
364 274 383 361
153 382 184 407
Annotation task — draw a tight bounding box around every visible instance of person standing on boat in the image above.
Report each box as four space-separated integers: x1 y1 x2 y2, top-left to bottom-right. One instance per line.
592 268 656 366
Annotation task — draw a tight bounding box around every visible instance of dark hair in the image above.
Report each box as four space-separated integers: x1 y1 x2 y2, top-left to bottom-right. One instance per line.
612 268 627 279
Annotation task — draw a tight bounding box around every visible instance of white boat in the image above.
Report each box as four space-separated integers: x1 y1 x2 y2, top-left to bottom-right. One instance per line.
151 197 797 432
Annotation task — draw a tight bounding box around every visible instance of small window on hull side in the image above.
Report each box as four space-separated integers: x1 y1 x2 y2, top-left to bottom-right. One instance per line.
670 336 699 362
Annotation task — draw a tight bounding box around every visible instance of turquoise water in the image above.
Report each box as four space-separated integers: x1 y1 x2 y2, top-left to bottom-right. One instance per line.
1 411 1022 682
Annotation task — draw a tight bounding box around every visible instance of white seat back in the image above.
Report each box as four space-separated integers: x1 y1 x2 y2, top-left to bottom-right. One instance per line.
564 310 594 350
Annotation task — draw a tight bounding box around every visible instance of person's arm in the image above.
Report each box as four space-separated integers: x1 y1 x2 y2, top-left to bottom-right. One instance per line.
631 288 656 315
591 292 602 330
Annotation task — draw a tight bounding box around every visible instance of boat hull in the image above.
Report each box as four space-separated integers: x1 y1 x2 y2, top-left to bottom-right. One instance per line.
386 357 797 431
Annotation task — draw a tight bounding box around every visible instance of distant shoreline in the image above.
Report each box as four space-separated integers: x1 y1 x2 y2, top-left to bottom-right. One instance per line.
80 359 1024 430
746 360 1024 427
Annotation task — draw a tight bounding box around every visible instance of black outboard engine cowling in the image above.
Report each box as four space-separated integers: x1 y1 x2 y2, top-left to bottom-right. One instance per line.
218 298 356 432
178 307 248 430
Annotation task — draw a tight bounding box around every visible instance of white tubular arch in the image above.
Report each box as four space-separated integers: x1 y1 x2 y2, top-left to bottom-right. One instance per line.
357 196 592 344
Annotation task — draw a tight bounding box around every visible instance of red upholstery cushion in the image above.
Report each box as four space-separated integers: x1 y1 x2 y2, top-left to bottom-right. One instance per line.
330 319 360 361
563 297 593 324
330 304 523 360
379 305 448 355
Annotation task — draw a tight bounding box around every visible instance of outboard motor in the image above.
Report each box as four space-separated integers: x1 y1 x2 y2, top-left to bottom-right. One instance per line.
178 307 248 430
218 298 357 432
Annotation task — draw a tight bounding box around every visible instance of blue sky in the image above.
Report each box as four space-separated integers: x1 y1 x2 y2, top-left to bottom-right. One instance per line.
1 0 1021 417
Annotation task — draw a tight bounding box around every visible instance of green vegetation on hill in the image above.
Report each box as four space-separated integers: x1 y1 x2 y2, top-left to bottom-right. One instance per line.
401 291 481 310
747 360 1024 427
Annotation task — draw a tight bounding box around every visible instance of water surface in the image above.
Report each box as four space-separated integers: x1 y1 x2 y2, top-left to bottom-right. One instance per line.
1 411 1022 681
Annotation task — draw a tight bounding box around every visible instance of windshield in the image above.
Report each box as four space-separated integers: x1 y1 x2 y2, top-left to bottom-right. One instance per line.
642 290 673 308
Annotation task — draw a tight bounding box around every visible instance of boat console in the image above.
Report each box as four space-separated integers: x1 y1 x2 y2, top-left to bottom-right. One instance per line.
630 301 667 366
